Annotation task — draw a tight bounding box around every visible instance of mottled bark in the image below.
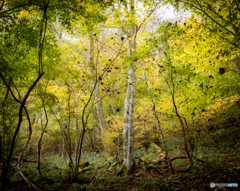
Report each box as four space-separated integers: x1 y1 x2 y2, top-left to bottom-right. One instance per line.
123 65 136 174
123 0 137 175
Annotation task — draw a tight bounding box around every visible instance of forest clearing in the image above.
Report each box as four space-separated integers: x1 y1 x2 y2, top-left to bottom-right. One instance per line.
0 0 240 190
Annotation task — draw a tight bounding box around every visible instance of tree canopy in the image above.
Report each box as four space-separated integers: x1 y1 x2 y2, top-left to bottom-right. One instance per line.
0 0 240 190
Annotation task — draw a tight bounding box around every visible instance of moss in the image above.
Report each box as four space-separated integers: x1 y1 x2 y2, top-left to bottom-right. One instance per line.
79 159 89 168
117 160 136 176
116 164 124 175
78 166 93 174
156 164 168 169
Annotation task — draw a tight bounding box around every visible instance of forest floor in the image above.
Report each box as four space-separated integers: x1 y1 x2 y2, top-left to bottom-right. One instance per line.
5 156 240 191
5 152 240 190
4 125 240 191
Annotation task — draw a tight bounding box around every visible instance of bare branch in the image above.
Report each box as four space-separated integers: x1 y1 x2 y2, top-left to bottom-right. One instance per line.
120 72 144 81
137 1 161 33
50 23 89 59
0 0 4 12
179 0 235 36
206 3 227 23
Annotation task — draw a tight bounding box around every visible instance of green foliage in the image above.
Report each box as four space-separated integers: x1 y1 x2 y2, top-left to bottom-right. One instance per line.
166 139 184 151
122 177 131 186
140 176 157 188
1 0 240 190
195 145 217 158
72 183 87 191
135 147 147 157
172 158 186 167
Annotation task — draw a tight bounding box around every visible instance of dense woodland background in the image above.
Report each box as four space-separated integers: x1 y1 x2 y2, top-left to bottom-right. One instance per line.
0 0 240 190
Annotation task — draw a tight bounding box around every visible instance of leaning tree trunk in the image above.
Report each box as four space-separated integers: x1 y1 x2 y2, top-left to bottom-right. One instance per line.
140 63 175 174
162 35 193 167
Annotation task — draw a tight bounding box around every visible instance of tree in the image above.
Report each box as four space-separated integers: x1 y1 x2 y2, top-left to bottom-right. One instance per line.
169 0 240 68
140 62 175 174
0 0 49 187
0 0 107 187
111 0 161 175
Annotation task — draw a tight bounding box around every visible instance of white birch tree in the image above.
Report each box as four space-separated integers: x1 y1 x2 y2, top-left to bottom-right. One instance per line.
115 0 161 175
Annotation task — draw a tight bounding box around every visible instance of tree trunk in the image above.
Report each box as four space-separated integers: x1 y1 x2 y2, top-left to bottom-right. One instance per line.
0 73 43 187
122 0 137 175
140 63 175 174
161 38 193 167
123 65 136 175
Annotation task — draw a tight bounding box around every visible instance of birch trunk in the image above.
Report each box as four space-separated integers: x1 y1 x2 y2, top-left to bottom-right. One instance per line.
122 0 137 175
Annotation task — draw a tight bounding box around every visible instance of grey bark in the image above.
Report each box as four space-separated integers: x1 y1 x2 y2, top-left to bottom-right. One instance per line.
122 0 137 175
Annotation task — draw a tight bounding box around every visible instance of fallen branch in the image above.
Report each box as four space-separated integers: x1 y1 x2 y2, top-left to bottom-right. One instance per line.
171 156 188 162
108 161 120 171
151 165 164 174
12 156 41 164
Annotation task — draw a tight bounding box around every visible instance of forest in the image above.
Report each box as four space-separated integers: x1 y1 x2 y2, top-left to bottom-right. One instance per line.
0 0 240 190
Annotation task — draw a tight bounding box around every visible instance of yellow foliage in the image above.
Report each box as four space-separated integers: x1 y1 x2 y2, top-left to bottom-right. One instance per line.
28 103 35 108
19 11 29 18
